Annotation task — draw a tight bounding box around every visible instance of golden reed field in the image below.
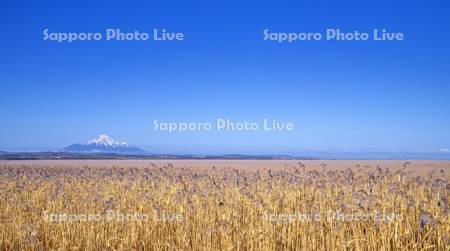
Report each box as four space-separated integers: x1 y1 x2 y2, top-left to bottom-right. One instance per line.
0 160 449 250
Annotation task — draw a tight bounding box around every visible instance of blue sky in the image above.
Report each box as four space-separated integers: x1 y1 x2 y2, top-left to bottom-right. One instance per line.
1 0 449 154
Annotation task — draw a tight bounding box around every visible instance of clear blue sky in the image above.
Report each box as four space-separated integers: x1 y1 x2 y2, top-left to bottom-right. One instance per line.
1 0 449 153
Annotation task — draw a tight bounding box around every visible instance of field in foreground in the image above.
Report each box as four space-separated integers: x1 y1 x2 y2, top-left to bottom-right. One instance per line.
0 160 449 250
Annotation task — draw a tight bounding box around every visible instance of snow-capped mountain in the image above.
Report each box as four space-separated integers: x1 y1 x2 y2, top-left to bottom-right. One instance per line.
86 134 129 147
63 135 147 154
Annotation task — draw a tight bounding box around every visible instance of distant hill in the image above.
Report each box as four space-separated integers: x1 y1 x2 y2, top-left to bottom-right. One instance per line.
62 134 147 155
0 152 304 160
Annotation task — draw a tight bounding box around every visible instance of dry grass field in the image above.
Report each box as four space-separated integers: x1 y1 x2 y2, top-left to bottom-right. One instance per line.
0 160 449 250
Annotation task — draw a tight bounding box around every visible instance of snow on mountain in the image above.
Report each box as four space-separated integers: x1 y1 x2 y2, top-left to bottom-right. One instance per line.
85 134 129 148
63 135 147 154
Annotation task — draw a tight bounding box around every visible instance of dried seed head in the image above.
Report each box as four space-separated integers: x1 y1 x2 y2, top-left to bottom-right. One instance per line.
419 212 436 231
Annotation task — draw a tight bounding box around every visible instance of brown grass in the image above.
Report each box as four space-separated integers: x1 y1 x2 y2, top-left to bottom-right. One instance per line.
0 160 449 250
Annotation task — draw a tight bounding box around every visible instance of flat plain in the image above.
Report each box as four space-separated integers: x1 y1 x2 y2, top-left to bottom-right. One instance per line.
1 160 449 250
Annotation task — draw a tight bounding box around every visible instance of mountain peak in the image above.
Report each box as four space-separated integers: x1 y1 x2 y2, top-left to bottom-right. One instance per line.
86 134 128 148
63 135 146 155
